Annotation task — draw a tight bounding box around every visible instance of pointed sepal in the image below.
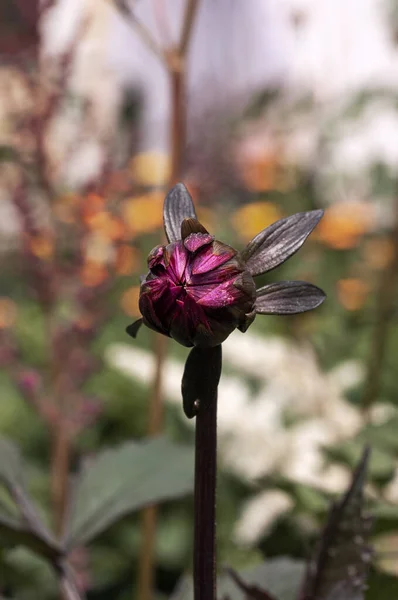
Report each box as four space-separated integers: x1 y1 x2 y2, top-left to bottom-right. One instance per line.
163 183 197 243
255 281 326 315
126 318 143 339
242 210 324 277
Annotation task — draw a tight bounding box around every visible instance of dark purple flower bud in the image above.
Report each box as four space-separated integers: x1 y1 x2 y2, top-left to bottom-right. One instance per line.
127 183 326 349
139 218 256 348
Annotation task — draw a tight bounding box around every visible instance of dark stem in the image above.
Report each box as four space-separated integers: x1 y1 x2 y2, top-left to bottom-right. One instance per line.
362 197 398 418
193 393 218 600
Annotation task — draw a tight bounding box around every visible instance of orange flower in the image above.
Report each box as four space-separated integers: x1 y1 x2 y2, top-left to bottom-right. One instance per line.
115 245 139 276
363 238 395 270
231 202 284 241
53 193 81 224
236 141 284 192
122 191 164 235
86 211 126 241
120 286 141 317
316 201 375 250
29 235 54 260
337 278 370 311
81 194 105 226
0 297 17 328
80 261 108 287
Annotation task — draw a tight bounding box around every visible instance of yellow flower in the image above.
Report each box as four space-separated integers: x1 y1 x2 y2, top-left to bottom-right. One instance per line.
122 192 164 235
231 202 284 241
130 152 170 187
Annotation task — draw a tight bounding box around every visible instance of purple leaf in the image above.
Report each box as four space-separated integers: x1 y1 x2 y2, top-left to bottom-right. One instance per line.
227 568 278 600
181 345 222 418
299 447 373 600
241 210 323 277
255 281 326 315
163 183 197 243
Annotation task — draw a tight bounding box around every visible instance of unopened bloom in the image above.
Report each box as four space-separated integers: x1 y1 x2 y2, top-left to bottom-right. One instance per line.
127 184 325 349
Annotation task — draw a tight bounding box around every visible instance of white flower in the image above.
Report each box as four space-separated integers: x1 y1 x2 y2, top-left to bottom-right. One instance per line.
234 490 293 546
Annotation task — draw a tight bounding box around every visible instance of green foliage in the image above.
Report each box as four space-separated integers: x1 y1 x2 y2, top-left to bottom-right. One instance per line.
65 437 194 547
171 558 305 600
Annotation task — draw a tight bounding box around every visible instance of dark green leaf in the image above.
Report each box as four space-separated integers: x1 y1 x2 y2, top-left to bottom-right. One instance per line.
171 558 305 600
366 569 398 600
65 437 194 547
0 438 61 560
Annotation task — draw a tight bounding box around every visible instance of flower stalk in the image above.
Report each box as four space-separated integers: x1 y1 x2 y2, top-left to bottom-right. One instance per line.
182 344 222 600
194 393 218 600
128 183 325 599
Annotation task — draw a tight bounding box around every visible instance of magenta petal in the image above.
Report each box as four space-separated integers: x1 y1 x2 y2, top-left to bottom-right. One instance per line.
169 294 210 346
190 259 242 286
141 277 169 302
139 291 167 333
147 245 166 270
184 232 214 253
194 278 243 308
190 241 236 275
167 241 188 282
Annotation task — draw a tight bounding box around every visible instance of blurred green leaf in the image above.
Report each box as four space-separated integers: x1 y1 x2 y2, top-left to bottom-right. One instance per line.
0 145 20 163
65 437 194 547
171 558 305 600
325 440 395 484
367 569 398 600
0 438 61 560
357 418 398 454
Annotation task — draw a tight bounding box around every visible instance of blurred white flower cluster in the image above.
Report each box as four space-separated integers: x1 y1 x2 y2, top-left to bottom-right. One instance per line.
107 330 393 545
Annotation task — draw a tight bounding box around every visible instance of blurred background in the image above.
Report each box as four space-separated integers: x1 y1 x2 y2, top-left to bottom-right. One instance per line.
1 0 398 598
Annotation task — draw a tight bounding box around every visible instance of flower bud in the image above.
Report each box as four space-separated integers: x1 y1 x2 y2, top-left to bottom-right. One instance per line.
139 219 256 348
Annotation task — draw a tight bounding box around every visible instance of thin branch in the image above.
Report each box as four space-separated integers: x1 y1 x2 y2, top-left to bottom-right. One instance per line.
111 0 166 64
137 333 168 600
179 0 200 57
362 196 398 419
57 562 85 600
